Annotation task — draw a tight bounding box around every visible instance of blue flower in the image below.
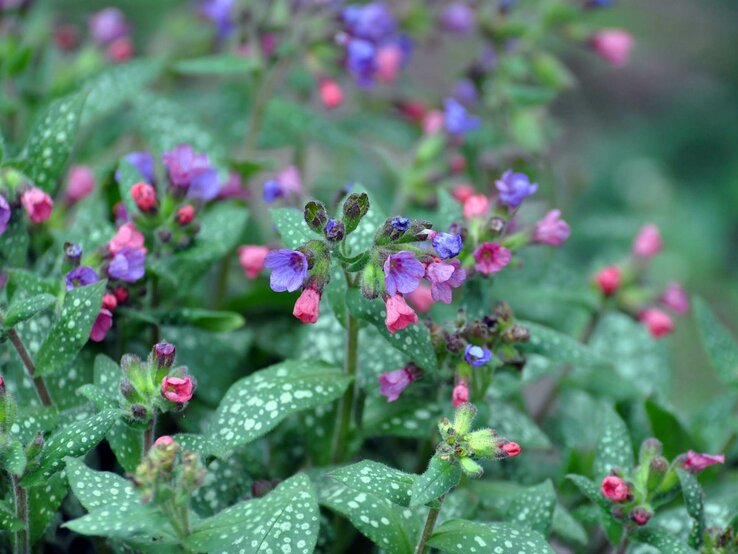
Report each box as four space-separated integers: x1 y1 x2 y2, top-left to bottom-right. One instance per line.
383 251 425 296
342 2 396 43
115 151 155 184
495 169 538 209
346 39 377 87
444 98 481 135
432 232 463 259
264 249 308 292
465 344 492 366
263 180 283 203
200 0 235 38
162 144 211 190
391 217 410 232
188 168 221 201
65 266 100 290
108 248 146 283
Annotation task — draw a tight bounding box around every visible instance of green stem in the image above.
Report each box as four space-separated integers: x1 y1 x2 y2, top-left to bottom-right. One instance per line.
6 328 53 407
616 535 629 554
143 413 157 454
414 495 445 554
150 273 160 345
12 475 29 554
331 312 359 464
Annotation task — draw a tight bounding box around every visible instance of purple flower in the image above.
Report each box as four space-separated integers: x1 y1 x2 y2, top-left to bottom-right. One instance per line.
342 2 396 42
200 0 235 38
108 248 146 283
432 232 463 259
444 98 481 135
65 266 100 290
162 144 211 190
188 168 221 201
533 209 570 246
378 366 417 402
384 251 425 296
89 8 129 45
0 194 10 236
426 259 466 303
264 249 308 292
465 344 492 366
440 2 475 34
346 39 377 87
263 180 282 203
495 169 538 209
453 79 479 105
116 151 156 184
263 166 302 203
391 217 410 232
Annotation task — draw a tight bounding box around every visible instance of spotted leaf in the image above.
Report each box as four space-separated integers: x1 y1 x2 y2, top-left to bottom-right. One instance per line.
3 293 56 329
677 469 706 549
504 480 556 537
410 456 462 508
594 405 634 478
28 472 68 542
427 518 555 554
271 207 315 249
694 298 738 386
329 460 416 507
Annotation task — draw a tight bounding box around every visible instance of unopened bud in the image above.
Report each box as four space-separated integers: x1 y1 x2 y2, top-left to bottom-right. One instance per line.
459 457 483 478
494 301 513 323
502 324 530 343
304 201 328 233
647 456 669 491
64 242 82 266
323 219 346 242
488 217 506 234
342 192 369 235
176 205 195 226
466 428 498 457
630 506 652 526
445 333 464 353
24 433 44 461
465 321 488 340
153 342 176 369
360 261 385 300
120 379 137 400
157 229 172 243
131 404 148 420
500 441 522 458
131 182 157 213
452 402 476 435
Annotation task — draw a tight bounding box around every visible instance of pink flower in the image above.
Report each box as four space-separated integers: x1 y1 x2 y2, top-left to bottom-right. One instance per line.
427 259 466 303
463 194 489 219
106 36 134 62
452 381 469 407
378 366 417 402
600 476 630 502
533 209 570 246
595 266 621 296
319 79 343 109
501 441 521 457
130 182 157 213
473 243 511 275
161 376 194 403
592 29 634 67
452 184 475 203
293 287 321 324
176 205 195 226
660 282 689 315
102 293 118 311
238 245 270 279
385 294 418 334
633 223 663 258
66 165 96 202
20 188 53 223
682 450 725 473
154 435 174 447
423 110 444 135
277 165 302 196
639 308 674 339
375 44 402 83
407 284 434 313
90 309 113 342
108 222 145 255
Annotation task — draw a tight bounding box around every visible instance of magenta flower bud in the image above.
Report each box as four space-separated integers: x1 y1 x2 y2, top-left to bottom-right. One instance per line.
660 282 689 315
591 29 634 67
533 209 570 246
154 435 174 447
154 342 176 368
630 507 652 526
21 187 53 223
595 266 621 296
639 308 674 339
378 365 419 402
319 79 343 109
501 441 521 457
238 245 270 279
463 194 489 219
600 475 630 502
66 165 95 203
452 381 469 407
161 376 194 404
293 287 321 324
681 450 725 473
473 243 512 275
90 309 113 342
633 223 663 258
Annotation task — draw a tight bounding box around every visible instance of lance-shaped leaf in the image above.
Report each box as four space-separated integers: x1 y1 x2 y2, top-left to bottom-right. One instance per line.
519 320 612 370
0 216 29 267
427 519 555 554
21 409 118 486
0 501 24 532
185 473 319 554
319 479 420 554
567 474 623 545
173 54 258 75
18 92 86 192
271 207 315 249
5 269 59 301
157 308 244 332
410 456 462 508
34 281 106 376
694 298 738 386
28 472 68 542
3 294 56 328
362 398 442 439
208 360 352 451
594 405 633 479
2 440 26 476
347 288 438 372
504 480 556 537
329 460 416 506
677 469 706 549
632 527 697 554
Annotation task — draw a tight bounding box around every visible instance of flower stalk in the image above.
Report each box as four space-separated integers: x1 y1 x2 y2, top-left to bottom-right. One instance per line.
6 328 53 407
414 495 445 554
331 311 359 464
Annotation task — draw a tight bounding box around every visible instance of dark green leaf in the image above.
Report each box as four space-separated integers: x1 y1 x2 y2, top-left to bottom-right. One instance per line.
677 469 705 549
427 518 555 553
4 293 56 328
271 207 314 249
520 320 611 370
159 308 244 332
410 456 461 507
694 298 738 385
594 405 634 478
632 527 696 553
505 480 556 536
329 460 415 506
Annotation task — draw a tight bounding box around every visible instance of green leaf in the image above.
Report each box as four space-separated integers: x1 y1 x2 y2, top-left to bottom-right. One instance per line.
116 158 145 215
172 54 258 75
505 480 556 536
410 456 461 508
192 457 252 517
319 479 420 554
694 298 738 385
0 215 29 267
552 503 588 545
28 472 68 542
435 189 463 232
632 527 697 553
65 457 137 512
362 398 441 439
645 399 695 459
82 59 163 124
21 409 118 486
329 460 416 506
208 360 352 451
3 293 56 328
271 207 315 249
677 469 705 549
567 474 624 544
159 308 245 332
19 92 86 192
0 501 24 532
34 281 105 376
594 405 634 478
489 402 551 449
347 288 438 372
519 320 611 370
427 518 555 554
2 440 26 476
5 269 59 301
186 473 319 554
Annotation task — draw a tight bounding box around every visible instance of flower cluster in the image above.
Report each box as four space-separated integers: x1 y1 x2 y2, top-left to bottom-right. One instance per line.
593 223 689 338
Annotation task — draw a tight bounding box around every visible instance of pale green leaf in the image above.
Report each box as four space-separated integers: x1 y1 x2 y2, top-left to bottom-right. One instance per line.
172 54 258 75
594 406 634 478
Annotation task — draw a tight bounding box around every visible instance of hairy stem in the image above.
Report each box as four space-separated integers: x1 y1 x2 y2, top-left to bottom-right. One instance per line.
143 413 157 454
331 312 359 464
6 328 53 407
12 475 29 554
615 535 629 554
415 495 445 554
